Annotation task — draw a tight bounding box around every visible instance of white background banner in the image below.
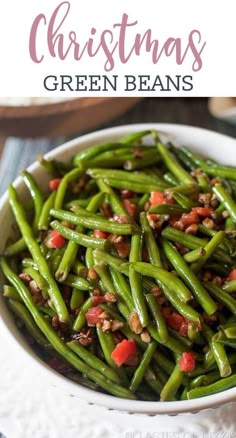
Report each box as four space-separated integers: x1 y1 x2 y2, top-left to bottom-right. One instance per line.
0 0 235 97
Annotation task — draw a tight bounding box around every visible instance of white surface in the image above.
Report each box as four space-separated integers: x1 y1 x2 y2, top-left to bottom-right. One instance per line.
1 124 236 436
0 97 77 106
0 0 236 97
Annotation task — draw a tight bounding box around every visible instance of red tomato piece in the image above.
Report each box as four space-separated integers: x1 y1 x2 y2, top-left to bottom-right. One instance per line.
122 199 137 217
181 211 200 226
179 352 196 372
150 191 174 209
93 229 109 239
49 178 62 191
85 307 103 326
111 339 138 367
228 269 236 282
47 230 66 249
192 207 213 217
92 296 106 305
166 312 185 331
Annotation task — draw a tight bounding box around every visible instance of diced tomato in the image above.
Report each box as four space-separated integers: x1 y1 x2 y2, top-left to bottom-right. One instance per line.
47 230 66 249
122 199 137 217
150 191 174 209
49 178 62 191
192 207 213 217
181 211 200 227
85 306 103 326
111 339 138 367
179 352 195 372
92 296 106 305
93 229 109 239
166 312 185 331
120 189 134 199
227 269 236 282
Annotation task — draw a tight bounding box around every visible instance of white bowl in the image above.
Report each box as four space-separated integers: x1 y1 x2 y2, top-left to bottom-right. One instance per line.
1 123 236 415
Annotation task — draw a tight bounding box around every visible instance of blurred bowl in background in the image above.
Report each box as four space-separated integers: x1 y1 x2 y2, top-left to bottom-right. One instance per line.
0 97 141 138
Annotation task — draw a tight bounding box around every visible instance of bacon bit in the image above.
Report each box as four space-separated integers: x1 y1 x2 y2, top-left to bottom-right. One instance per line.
179 352 195 372
157 295 166 305
120 189 134 199
212 276 223 286
85 307 103 326
151 286 162 297
88 267 99 281
166 312 185 331
192 207 214 217
175 243 189 255
72 176 88 194
202 217 215 229
129 311 143 334
49 178 62 191
162 306 172 319
179 321 188 337
92 295 106 305
104 292 117 303
19 272 32 284
114 239 130 258
133 148 142 158
202 270 213 282
101 203 113 218
51 315 59 328
75 327 94 347
122 199 137 217
185 224 198 235
93 229 109 239
181 211 200 227
198 193 212 206
112 214 131 224
203 311 218 325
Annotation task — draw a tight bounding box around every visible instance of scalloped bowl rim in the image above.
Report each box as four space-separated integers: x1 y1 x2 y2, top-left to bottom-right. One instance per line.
1 123 236 415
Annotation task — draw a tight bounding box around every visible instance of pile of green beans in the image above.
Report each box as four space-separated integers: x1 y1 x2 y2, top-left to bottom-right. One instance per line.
2 129 236 402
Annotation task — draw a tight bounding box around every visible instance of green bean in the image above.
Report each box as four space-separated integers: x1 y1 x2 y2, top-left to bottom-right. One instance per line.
196 173 210 193
124 152 162 170
1 257 134 399
146 294 168 342
144 367 163 395
54 168 83 210
188 374 236 399
93 250 129 275
164 183 199 196
183 247 206 263
8 185 68 322
50 208 138 235
73 297 93 331
129 261 193 304
72 261 88 278
70 288 84 310
149 204 188 215
163 172 179 186
129 234 149 327
191 231 225 273
213 184 236 223
3 285 21 301
50 221 110 251
202 324 231 378
204 282 236 315
109 268 134 312
171 147 196 172
4 237 27 257
172 192 196 209
87 169 166 186
73 143 131 166
221 326 236 339
140 212 162 268
162 239 217 316
97 179 129 217
223 280 236 293
161 226 231 264
63 274 91 291
157 141 195 185
67 340 121 384
23 267 46 290
198 224 233 255
130 341 157 391
161 283 200 322
21 171 44 231
38 191 56 230
120 130 152 144
103 178 165 194
160 364 184 401
147 325 186 354
8 299 50 348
